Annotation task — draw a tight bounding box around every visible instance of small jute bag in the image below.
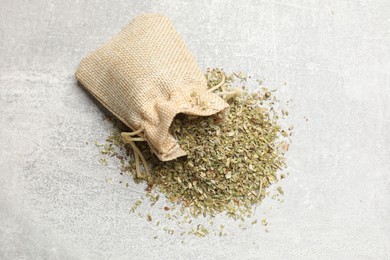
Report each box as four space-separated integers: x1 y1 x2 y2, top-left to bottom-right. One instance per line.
76 13 228 165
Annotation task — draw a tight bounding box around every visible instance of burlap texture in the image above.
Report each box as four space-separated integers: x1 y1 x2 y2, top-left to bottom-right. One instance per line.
76 13 228 161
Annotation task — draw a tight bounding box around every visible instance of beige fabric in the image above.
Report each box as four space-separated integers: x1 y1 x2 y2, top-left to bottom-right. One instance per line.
76 13 228 161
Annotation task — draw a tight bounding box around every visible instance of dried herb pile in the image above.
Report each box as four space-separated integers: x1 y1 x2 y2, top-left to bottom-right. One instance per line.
98 68 292 235
142 76 288 219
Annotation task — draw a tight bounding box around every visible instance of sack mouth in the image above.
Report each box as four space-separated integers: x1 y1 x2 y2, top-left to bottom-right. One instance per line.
144 90 229 162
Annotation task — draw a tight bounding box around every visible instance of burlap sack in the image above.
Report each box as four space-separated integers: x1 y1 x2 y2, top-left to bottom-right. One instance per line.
76 13 228 161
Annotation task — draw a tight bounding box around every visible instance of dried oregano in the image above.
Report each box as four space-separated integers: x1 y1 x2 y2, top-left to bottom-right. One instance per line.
99 68 292 234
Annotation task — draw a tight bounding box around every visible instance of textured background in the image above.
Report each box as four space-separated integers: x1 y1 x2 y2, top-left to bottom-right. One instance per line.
1 0 389 259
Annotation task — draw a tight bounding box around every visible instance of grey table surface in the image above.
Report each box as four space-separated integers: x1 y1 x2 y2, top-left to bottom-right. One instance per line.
1 0 389 259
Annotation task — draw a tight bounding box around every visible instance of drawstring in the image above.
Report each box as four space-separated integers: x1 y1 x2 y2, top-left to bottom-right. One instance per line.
207 72 226 93
207 71 243 101
121 126 150 178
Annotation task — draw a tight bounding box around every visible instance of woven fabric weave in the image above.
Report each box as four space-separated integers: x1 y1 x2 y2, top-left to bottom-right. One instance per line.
76 14 228 161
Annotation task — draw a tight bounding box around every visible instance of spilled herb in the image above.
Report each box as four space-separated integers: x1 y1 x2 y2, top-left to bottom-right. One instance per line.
96 68 292 237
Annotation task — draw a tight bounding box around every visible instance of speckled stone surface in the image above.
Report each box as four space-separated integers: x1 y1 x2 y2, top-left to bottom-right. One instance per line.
1 0 389 259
